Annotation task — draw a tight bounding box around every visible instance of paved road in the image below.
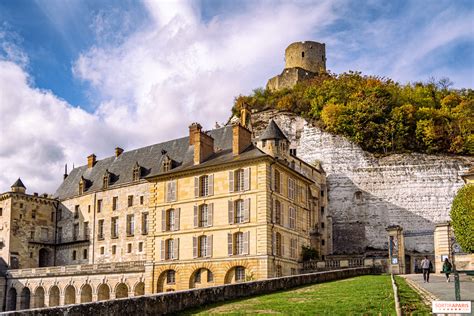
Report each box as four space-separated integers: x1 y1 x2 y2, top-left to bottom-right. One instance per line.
403 273 474 302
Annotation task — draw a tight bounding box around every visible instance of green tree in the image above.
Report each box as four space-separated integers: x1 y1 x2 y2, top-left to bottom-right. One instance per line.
450 184 474 253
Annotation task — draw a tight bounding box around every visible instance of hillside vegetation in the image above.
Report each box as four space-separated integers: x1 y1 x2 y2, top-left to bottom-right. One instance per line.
233 72 473 155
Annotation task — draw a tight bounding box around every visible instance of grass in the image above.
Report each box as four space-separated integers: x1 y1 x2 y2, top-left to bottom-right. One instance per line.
182 275 401 315
395 276 431 314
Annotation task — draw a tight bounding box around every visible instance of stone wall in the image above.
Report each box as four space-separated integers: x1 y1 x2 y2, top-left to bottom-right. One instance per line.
2 267 374 315
252 110 473 255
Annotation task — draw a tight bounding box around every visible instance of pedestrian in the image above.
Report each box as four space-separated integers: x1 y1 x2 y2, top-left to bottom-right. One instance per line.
421 256 431 283
442 258 452 282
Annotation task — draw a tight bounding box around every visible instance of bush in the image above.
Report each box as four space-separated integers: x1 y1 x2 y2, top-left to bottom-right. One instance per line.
450 184 474 253
302 245 319 261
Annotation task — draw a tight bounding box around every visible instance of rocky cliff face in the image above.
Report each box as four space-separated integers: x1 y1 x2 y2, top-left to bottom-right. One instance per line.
252 110 473 255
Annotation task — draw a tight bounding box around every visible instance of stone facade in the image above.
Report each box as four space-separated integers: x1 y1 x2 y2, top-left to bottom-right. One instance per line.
0 114 330 312
251 110 473 256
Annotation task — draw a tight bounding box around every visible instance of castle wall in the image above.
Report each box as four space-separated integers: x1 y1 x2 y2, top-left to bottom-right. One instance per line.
252 111 472 255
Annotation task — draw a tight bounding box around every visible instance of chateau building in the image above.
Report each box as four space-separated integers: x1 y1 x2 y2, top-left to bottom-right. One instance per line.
0 111 331 311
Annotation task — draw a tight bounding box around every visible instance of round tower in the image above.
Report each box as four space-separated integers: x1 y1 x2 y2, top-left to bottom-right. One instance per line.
284 41 326 73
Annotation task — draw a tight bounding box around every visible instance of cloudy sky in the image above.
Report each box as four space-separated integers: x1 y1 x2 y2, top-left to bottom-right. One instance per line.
0 0 473 194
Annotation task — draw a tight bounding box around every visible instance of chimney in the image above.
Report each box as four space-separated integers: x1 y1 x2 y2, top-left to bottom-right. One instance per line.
87 154 96 168
189 123 214 165
115 147 124 157
233 123 252 155
63 164 68 180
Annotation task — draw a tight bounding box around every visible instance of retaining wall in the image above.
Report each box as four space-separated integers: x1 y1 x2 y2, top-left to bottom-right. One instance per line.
2 267 374 315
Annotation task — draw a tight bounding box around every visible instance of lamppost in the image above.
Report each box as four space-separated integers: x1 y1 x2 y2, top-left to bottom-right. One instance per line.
450 236 461 301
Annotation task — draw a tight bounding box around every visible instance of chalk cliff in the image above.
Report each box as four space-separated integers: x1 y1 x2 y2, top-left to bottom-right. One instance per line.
252 110 473 254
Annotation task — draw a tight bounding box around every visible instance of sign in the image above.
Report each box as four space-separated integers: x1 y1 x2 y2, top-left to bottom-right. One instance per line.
391 257 398 264
453 243 462 253
432 301 471 314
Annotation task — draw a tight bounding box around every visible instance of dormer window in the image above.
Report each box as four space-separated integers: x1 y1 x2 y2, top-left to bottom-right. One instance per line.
161 154 173 172
103 170 110 189
133 162 141 181
79 177 86 195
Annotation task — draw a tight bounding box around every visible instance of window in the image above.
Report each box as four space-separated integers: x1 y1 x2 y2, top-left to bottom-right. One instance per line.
274 170 281 193
290 238 297 258
194 270 201 283
166 270 176 284
235 266 245 282
0 208 2 216
321 239 325 246
30 252 33 258
73 224 79 241
127 214 135 236
97 199 103 213
112 245 117 255
321 190 324 197
228 199 249 225
194 204 212 228
32 210 36 219
111 217 119 238
138 242 143 252
72 250 77 260
301 51 305 58
57 227 62 243
84 222 89 239
140 196 144 205
288 178 295 200
290 148 297 156
199 205 208 227
127 243 132 253
163 239 178 260
100 247 105 255
275 264 282 277
103 172 109 189
79 181 84 195
321 206 325 215
98 220 104 240
193 235 212 258
142 212 149 234
112 196 118 211
207 270 214 282
163 208 180 231
235 200 244 224
50 211 54 221
288 207 296 229
195 174 213 197
235 232 244 255
128 195 134 207
291 268 296 275
236 169 245 191
166 180 177 202
321 222 325 229
74 205 79 218
275 232 282 256
41 228 48 241
83 249 88 259
274 200 281 225
133 163 141 181
19 202 24 209
88 205 91 213
30 229 35 239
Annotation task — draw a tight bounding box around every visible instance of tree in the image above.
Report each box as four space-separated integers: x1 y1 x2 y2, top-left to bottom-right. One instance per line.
450 184 474 253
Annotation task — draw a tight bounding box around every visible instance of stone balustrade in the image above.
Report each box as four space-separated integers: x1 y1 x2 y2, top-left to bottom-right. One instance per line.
302 256 387 272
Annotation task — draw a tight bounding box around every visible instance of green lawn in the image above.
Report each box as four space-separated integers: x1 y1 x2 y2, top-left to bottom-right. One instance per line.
182 275 429 315
395 276 431 314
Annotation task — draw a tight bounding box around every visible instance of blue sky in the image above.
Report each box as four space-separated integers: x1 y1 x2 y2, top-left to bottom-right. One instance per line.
0 0 473 193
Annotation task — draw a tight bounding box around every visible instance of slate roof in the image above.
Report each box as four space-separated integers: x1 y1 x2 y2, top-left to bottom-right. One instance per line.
11 178 26 189
259 120 289 141
54 125 267 200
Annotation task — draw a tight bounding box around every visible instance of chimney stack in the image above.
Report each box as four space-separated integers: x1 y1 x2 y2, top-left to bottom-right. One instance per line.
232 123 252 155
189 123 214 165
115 147 124 157
63 164 68 180
87 154 97 168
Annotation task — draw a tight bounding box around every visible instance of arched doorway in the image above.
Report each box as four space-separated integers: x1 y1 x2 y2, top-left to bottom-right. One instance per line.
6 288 17 311
134 282 145 296
189 268 214 289
19 287 31 310
115 283 128 298
224 266 246 284
80 284 92 303
157 269 177 292
97 283 110 301
49 286 60 307
33 286 45 308
38 248 51 267
64 285 76 305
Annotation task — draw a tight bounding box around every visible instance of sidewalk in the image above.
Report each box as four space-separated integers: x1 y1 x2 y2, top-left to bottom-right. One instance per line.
402 273 474 302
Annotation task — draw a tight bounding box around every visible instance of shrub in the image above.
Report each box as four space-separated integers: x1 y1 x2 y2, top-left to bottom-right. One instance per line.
450 184 474 253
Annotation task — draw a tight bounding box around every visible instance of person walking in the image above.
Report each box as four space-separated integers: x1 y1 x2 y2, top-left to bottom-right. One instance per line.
442 258 452 282
421 256 432 283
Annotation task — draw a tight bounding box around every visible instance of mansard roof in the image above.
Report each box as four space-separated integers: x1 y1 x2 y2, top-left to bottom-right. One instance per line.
11 178 26 189
259 120 289 141
54 125 266 200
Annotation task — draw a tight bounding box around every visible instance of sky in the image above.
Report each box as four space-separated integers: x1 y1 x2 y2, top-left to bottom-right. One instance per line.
0 0 473 194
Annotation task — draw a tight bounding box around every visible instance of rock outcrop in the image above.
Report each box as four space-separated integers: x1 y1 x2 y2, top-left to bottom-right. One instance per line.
252 110 473 254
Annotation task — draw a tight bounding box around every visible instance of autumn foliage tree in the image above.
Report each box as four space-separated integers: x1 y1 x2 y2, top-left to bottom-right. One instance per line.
450 184 474 253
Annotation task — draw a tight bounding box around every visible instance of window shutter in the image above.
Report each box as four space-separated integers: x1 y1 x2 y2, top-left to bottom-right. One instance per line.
280 173 284 195
208 203 213 227
228 200 234 224
175 208 180 231
244 168 250 191
194 176 199 197
193 237 197 258
271 199 276 223
171 180 177 201
228 171 234 192
243 198 250 223
228 233 233 256
271 167 275 191
280 204 285 227
289 207 294 229
161 240 165 261
288 178 291 199
166 182 171 202
174 238 179 260
207 235 213 257
243 231 249 255
272 232 276 255
281 235 285 257
208 174 214 196
193 206 198 228
161 209 166 232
